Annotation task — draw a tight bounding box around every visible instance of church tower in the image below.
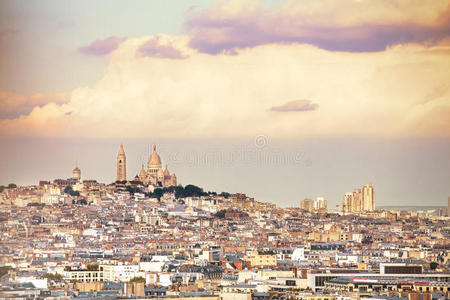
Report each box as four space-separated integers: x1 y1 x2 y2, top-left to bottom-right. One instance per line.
116 143 126 182
72 163 81 182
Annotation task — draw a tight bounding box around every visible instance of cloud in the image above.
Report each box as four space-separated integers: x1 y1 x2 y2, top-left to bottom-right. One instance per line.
270 100 318 112
0 92 70 119
0 35 449 138
79 36 127 56
138 36 188 59
185 0 450 54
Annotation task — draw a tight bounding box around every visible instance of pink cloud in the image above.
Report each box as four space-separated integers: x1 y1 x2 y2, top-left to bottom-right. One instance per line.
0 91 70 119
185 0 450 54
79 36 127 56
138 36 187 59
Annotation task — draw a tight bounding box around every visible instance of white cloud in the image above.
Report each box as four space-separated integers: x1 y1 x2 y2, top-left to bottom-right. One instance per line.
1 34 449 138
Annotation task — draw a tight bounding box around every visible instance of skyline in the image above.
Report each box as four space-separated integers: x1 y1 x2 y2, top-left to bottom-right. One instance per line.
1 0 449 208
1 137 449 208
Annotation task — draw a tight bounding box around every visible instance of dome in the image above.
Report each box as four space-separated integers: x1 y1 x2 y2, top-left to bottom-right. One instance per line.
148 144 162 168
163 164 170 176
139 164 147 177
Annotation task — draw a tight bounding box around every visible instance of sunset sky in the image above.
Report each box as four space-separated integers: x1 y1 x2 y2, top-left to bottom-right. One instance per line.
0 0 449 207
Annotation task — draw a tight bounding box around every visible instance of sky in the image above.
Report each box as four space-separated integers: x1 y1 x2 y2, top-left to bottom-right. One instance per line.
0 0 449 207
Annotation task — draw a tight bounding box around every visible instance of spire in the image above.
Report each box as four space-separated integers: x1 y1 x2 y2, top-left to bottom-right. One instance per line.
73 159 80 172
163 163 170 176
153 144 156 152
118 143 126 158
139 162 147 178
117 143 126 181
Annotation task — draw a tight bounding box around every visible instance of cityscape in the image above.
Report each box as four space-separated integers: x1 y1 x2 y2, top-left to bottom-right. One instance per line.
1 143 449 299
1 1 450 300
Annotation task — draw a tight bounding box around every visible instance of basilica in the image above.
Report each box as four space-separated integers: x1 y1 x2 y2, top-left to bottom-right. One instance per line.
116 144 177 187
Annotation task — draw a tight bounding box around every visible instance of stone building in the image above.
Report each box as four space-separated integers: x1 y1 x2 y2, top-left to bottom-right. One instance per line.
137 145 177 187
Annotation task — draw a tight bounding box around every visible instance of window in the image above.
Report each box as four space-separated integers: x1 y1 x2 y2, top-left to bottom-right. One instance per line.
286 280 296 286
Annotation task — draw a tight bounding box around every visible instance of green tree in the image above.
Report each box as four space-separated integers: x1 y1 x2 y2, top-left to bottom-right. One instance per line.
126 186 143 195
130 276 145 283
153 188 164 200
430 262 438 270
64 186 80 196
42 273 63 281
86 263 99 271
7 183 17 188
214 210 226 219
184 184 205 197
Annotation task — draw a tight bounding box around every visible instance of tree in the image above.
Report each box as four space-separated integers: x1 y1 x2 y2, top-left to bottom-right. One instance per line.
430 262 438 270
86 263 99 271
184 184 205 197
214 210 226 219
64 185 80 196
174 186 186 198
0 186 5 193
64 266 72 271
144 184 231 201
27 202 45 207
219 192 230 198
153 188 164 200
130 276 145 283
126 186 143 195
42 273 63 281
7 183 17 189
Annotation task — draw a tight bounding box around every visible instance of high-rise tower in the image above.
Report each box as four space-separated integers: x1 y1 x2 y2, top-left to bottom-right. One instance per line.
362 183 375 211
352 189 362 213
117 143 126 182
342 193 353 213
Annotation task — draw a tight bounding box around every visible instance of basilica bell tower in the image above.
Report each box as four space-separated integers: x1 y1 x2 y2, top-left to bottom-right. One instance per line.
116 143 126 182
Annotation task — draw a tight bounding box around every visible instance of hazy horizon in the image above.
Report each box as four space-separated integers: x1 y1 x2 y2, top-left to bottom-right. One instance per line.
2 136 449 208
